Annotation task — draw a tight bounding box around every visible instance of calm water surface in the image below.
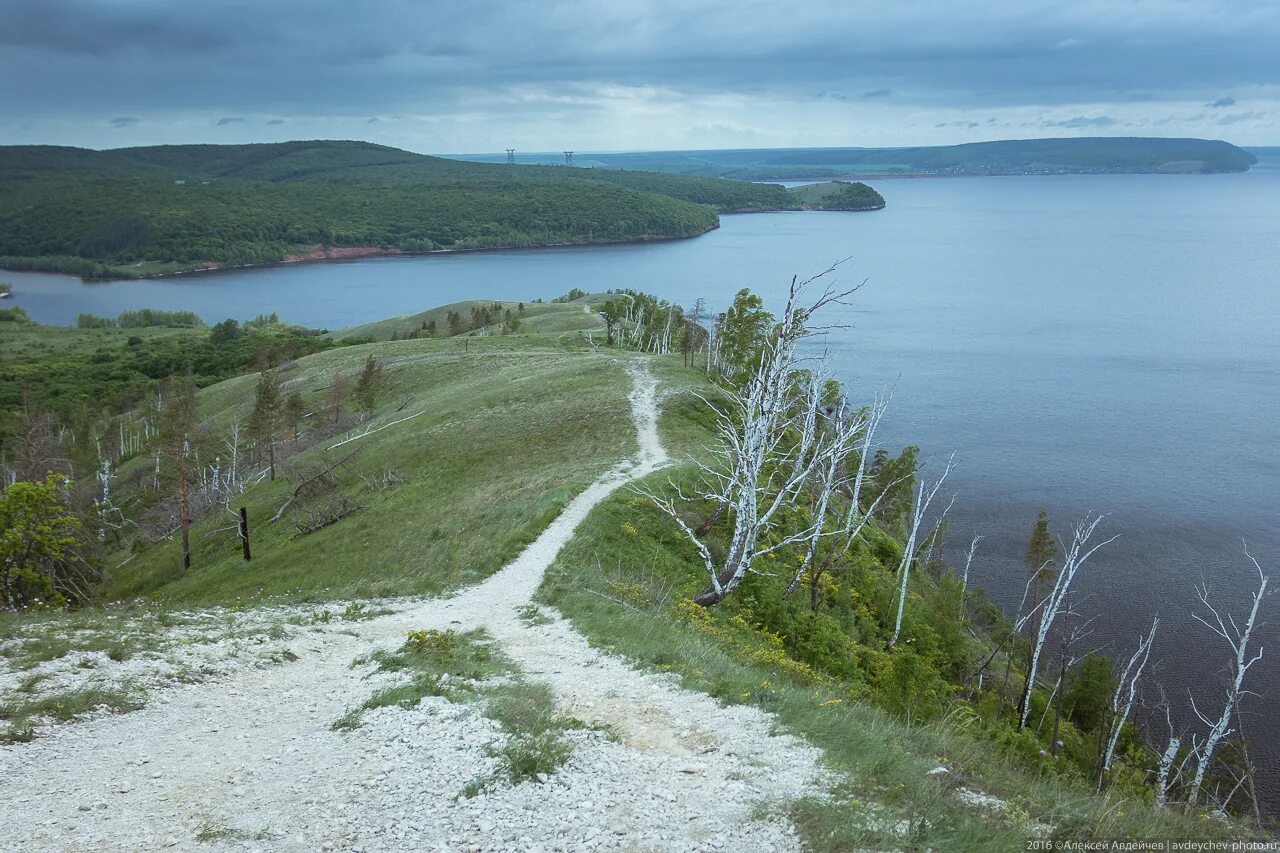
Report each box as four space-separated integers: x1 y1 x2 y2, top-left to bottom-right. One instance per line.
8 160 1280 810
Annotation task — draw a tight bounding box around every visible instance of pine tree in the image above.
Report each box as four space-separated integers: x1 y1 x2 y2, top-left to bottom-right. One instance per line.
354 355 383 416
160 366 198 571
1025 509 1058 597
249 368 282 481
284 392 305 447
327 372 347 424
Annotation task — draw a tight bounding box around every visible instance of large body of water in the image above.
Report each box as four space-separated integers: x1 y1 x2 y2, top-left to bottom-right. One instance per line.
7 159 1279 810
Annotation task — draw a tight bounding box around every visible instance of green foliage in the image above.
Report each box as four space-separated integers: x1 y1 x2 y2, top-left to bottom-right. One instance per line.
77 309 204 329
209 318 243 344
867 445 920 535
0 305 31 323
0 474 90 609
1063 655 1115 733
353 355 383 414
715 289 772 383
0 318 336 454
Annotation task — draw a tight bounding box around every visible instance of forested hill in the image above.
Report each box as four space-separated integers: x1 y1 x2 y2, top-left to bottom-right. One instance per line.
461 136 1259 179
0 141 796 279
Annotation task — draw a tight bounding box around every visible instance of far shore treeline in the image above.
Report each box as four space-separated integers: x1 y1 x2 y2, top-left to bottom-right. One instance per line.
1 141 876 281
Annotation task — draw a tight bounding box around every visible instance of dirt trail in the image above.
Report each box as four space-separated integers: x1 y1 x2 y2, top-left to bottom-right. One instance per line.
1 362 826 852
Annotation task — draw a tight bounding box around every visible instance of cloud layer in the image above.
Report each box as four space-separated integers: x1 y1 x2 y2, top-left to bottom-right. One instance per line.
2 0 1276 150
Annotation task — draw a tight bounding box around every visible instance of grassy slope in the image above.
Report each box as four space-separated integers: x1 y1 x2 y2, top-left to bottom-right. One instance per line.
330 299 604 342
0 319 195 362
787 181 886 211
536 354 1241 850
107 332 636 604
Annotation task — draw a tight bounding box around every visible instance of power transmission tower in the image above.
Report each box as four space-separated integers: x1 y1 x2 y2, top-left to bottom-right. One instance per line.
506 149 515 164
563 151 574 166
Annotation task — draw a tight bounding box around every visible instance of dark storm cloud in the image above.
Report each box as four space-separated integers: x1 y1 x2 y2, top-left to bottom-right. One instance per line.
2 1 1278 145
1208 96 1237 107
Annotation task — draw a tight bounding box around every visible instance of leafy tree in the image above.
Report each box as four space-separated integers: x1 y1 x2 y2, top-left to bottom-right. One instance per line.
1064 654 1116 733
600 300 626 346
0 474 86 609
868 445 919 534
249 368 282 481
716 289 772 383
210 318 244 345
354 355 383 416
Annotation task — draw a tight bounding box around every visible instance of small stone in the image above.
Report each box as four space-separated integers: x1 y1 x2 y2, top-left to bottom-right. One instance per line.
926 766 949 776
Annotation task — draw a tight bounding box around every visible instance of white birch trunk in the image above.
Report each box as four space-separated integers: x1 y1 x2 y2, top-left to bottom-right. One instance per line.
889 455 954 647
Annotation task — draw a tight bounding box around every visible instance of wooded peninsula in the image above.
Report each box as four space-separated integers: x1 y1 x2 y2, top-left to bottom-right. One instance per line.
0 141 884 280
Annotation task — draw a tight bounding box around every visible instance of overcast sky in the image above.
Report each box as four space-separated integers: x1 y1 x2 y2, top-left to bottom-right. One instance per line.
2 0 1277 153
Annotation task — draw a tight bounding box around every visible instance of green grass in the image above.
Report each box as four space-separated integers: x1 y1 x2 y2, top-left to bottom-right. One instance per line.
106 335 640 605
0 684 145 742
335 628 584 792
334 628 514 730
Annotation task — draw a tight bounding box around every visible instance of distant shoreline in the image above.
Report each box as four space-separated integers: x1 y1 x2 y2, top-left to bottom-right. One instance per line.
1 224 726 284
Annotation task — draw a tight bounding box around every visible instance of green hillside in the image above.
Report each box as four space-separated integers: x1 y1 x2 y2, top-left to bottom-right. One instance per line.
0 303 1251 846
786 181 886 210
0 141 796 279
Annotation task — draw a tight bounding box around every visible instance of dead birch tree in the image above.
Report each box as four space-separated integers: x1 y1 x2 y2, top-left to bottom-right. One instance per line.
1099 616 1158 785
783 391 892 600
642 268 863 607
889 455 954 647
959 534 982 619
1018 514 1117 729
1186 550 1269 806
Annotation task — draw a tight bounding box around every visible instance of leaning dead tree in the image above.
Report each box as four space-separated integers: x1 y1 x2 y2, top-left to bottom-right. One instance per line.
889 454 954 647
1185 550 1269 806
1019 514 1117 729
642 268 864 606
1099 616 1158 786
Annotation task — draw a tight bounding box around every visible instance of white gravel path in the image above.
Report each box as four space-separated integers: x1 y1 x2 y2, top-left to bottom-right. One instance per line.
0 363 829 852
